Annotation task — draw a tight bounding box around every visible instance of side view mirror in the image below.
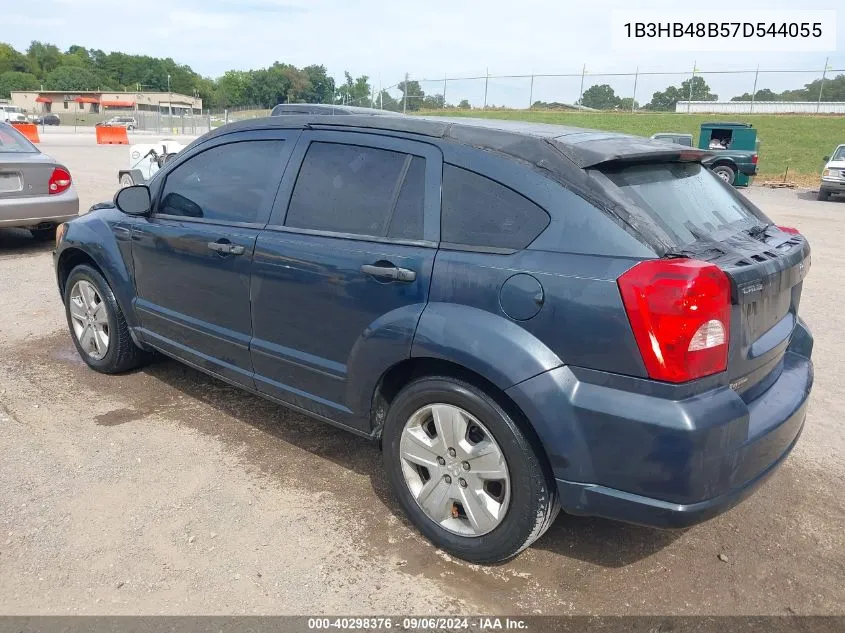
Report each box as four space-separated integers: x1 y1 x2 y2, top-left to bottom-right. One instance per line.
823 156 830 162
114 184 151 216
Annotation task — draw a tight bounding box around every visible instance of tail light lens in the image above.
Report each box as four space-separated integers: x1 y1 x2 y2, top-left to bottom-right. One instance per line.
752 154 758 164
618 259 731 383
48 167 71 195
777 225 800 234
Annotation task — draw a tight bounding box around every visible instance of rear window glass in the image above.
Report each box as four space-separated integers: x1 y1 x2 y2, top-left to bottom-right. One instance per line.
602 163 759 247
0 126 37 153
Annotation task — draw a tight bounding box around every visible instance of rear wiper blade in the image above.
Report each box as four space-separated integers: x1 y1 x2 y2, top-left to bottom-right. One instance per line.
746 223 773 238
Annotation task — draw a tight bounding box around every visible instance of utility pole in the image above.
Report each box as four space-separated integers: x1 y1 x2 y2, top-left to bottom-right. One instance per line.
750 65 760 114
529 74 534 109
578 64 586 106
631 66 638 113
483 68 489 109
818 57 830 113
687 62 696 114
403 73 408 114
167 74 172 119
443 72 447 108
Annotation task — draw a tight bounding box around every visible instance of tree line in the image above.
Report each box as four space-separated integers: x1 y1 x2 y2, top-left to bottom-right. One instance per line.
3 41 843 112
575 73 845 111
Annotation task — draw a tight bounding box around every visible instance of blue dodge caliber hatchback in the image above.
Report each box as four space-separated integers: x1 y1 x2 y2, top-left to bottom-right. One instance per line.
54 115 813 562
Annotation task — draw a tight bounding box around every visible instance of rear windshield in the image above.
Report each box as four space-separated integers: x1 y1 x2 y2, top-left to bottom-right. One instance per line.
0 125 37 153
602 162 760 247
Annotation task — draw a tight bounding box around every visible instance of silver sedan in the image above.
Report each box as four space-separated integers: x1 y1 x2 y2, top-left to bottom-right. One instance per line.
0 122 79 240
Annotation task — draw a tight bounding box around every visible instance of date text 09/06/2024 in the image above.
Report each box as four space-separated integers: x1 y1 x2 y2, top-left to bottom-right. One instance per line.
307 617 529 630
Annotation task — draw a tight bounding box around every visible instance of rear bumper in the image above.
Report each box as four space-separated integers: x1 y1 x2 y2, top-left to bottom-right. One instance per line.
0 186 79 227
506 321 813 529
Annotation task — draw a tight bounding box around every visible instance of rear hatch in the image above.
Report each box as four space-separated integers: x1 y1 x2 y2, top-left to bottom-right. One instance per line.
596 161 809 396
0 127 54 199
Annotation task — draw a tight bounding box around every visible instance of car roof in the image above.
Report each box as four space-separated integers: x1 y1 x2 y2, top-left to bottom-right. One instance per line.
270 103 392 116
206 113 710 170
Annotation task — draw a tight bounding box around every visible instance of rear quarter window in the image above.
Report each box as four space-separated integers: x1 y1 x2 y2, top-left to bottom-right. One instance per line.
441 164 549 250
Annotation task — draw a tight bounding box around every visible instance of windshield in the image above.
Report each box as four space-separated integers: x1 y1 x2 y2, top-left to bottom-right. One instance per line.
602 162 761 247
0 125 38 153
832 146 845 161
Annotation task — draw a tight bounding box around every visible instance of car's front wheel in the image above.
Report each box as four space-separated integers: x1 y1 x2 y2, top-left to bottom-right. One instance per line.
818 188 830 201
382 376 559 563
64 264 149 373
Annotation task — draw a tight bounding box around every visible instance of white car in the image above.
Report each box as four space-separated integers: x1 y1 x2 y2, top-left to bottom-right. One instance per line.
819 145 845 201
118 139 186 186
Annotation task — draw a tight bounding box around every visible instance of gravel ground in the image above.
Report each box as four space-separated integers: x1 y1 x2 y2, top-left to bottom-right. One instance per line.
0 134 843 615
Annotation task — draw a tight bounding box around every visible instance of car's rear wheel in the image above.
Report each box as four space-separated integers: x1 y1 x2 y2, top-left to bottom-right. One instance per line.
712 164 736 185
382 376 559 563
127 125 135 131
818 188 830 201
64 264 149 373
30 225 57 241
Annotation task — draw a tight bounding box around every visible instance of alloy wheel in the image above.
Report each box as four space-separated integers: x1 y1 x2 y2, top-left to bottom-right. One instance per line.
69 280 110 360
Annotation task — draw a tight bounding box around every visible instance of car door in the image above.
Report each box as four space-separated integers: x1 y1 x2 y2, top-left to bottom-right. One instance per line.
131 129 297 388
250 130 441 429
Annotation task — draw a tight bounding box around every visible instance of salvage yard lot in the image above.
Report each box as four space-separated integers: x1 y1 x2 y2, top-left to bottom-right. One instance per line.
0 132 844 615
422 110 844 185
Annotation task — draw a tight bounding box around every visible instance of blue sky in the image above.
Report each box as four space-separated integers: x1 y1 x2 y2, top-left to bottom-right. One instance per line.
4 0 843 107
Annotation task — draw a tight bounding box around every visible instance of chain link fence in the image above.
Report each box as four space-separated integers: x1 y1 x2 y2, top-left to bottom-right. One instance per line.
42 109 212 134
380 60 844 113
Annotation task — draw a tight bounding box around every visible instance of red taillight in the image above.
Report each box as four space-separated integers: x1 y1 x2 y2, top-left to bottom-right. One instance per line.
48 167 71 195
777 225 800 234
618 259 731 383
752 154 758 164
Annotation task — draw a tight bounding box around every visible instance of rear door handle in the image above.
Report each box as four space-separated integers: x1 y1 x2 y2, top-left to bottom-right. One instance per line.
360 264 416 282
207 241 245 255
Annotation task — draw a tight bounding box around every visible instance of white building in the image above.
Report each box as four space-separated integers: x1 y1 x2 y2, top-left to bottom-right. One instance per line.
676 100 845 114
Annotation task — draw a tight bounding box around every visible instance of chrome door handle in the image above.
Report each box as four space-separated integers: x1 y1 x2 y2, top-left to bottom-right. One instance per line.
360 264 416 282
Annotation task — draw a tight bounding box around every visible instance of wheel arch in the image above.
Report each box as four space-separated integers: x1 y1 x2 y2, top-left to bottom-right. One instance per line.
371 356 556 481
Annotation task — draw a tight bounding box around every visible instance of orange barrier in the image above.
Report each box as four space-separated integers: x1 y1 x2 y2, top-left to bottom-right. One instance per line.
11 122 40 143
95 126 129 145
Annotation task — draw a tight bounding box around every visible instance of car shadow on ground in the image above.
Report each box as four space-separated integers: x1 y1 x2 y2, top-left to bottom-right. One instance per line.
0 228 54 255
796 190 845 203
129 355 680 568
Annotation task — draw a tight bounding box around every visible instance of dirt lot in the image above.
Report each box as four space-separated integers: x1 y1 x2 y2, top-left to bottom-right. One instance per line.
0 133 843 615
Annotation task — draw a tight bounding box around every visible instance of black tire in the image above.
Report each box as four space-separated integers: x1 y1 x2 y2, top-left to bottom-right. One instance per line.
63 264 150 374
30 226 57 241
382 376 559 563
711 164 736 186
127 125 135 131
817 188 830 201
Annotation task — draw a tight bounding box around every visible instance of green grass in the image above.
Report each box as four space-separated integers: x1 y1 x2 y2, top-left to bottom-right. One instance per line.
418 110 842 185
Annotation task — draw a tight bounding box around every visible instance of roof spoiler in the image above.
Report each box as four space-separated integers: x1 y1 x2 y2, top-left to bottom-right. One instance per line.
549 136 712 169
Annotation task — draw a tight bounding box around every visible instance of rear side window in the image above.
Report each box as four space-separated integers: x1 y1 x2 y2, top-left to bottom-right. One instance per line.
602 163 760 247
441 165 549 250
285 142 425 240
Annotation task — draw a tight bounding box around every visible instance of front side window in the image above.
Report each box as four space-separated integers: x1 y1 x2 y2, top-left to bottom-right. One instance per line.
158 140 284 224
285 142 425 240
441 165 550 250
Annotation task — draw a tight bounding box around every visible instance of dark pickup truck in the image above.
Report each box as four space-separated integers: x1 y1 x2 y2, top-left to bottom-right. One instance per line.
651 122 759 187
